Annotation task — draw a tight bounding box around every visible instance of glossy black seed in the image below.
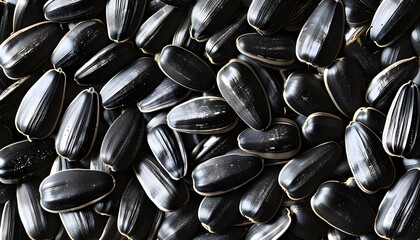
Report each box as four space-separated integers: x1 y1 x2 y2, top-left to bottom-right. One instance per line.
352 107 386 137
380 33 417 68
13 0 45 31
343 0 374 26
411 20 420 55
245 208 292 240
0 198 27 240
288 203 329 240
302 112 345 145
43 0 106 23
0 1 15 44
172 8 205 54
59 207 108 240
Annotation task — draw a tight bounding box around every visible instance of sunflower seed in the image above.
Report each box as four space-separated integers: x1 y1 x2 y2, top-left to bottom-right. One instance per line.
160 0 195 7
380 32 416 68
0 183 15 204
302 112 345 145
0 198 27 240
192 227 248 240
13 0 45 31
402 158 420 171
352 107 386 137
43 0 106 23
411 20 420 55
288 203 329 240
0 1 15 43
343 0 374 26
172 7 205 54
245 207 291 240
59 207 108 240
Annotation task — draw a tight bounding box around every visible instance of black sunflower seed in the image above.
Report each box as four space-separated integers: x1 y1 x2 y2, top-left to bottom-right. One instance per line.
0 182 15 204
244 208 291 240
43 0 106 23
352 107 386 137
0 197 27 240
288 203 330 240
0 1 14 44
172 7 206 54
59 207 107 240
380 32 417 68
343 0 374 26
13 0 45 31
302 112 345 145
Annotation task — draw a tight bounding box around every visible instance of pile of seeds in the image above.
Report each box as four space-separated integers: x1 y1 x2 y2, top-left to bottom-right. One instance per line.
0 0 419 239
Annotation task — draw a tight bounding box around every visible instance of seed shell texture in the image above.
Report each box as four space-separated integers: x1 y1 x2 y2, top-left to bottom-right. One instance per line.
238 118 301 160
240 166 284 224
380 33 417 68
100 107 145 172
100 57 163 110
172 7 206 54
412 20 420 56
148 124 187 180
375 168 420 239
324 57 365 118
43 0 106 23
117 178 157 240
146 111 168 133
16 178 60 239
352 107 386 137
310 181 375 236
192 153 264 196
236 32 296 67
55 88 99 161
343 0 374 26
160 0 195 7
370 0 420 47
198 190 243 233
365 57 419 112
100 215 126 240
284 0 322 31
0 198 27 240
106 0 146 42
217 59 271 130
192 227 248 240
74 41 138 86
59 207 108 240
39 169 115 213
382 81 420 158
167 96 238 134
0 1 15 44
279 141 342 200
296 0 345 67
159 45 216 92
0 21 63 79
345 121 395 193
247 0 298 35
132 153 190 212
0 138 56 184
51 19 109 70
13 0 45 31
288 203 329 239
135 4 184 55
244 207 291 240
284 72 339 117
15 68 66 141
302 112 345 145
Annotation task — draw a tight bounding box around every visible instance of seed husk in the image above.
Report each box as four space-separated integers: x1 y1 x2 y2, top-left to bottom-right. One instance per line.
283 0 321 32
352 107 386 137
0 138 56 184
310 181 375 236
343 0 374 26
0 1 15 44
302 112 345 145
411 20 420 56
74 41 138 86
55 88 99 161
288 203 329 240
217 59 271 131
100 57 163 110
279 141 342 200
0 183 15 204
0 198 27 240
15 68 66 141
39 169 115 213
100 215 125 240
59 207 108 240
192 227 248 240
13 0 45 31
380 32 417 68
172 7 205 55
43 0 106 23
0 21 63 79
245 207 291 240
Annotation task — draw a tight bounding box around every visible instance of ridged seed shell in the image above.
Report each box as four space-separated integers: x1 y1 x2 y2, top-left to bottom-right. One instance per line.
43 0 106 23
13 0 45 31
352 107 386 137
59 207 107 240
245 208 291 240
0 198 26 240
288 203 329 239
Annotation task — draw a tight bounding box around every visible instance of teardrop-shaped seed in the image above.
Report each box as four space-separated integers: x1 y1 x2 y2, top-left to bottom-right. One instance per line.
59 207 108 240
238 118 301 160
288 203 329 239
15 69 66 141
192 153 264 196
380 33 417 68
345 121 395 193
0 198 27 240
296 0 345 67
13 0 45 31
324 57 365 117
132 153 189 212
148 124 187 180
190 0 241 42
284 72 339 117
217 59 271 130
0 1 15 44
51 19 109 70
17 178 60 239
370 0 420 47
118 178 157 240
135 5 184 54
157 195 202 240
366 57 419 112
100 107 145 172
375 168 420 239
279 141 342 200
382 81 420 158
343 0 374 26
40 169 115 213
205 11 251 65
199 190 243 233
247 0 298 35
100 57 163 110
43 0 106 23
0 21 63 79
106 0 147 42
245 208 292 240
311 181 375 236
172 8 205 54
74 41 138 86
159 45 216 92
167 96 238 134
0 139 56 184
240 166 284 223
352 107 386 137
236 32 296 67
302 112 345 145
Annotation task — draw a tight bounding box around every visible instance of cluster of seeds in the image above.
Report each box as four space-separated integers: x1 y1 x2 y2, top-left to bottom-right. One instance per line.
0 0 419 239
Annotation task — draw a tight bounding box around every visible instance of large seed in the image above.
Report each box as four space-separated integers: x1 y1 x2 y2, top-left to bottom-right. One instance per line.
172 8 205 54
245 208 291 240
352 107 386 137
375 168 420 239
217 59 271 130
59 207 107 240
43 0 106 23
302 112 345 145
192 227 247 240
13 0 45 31
380 33 417 68
39 169 115 213
0 21 63 79
0 139 56 184
288 203 329 240
167 96 238 134
15 69 66 141
55 88 99 161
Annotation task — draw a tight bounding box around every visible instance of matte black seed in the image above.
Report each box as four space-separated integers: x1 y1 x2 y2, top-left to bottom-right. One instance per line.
43 0 106 23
